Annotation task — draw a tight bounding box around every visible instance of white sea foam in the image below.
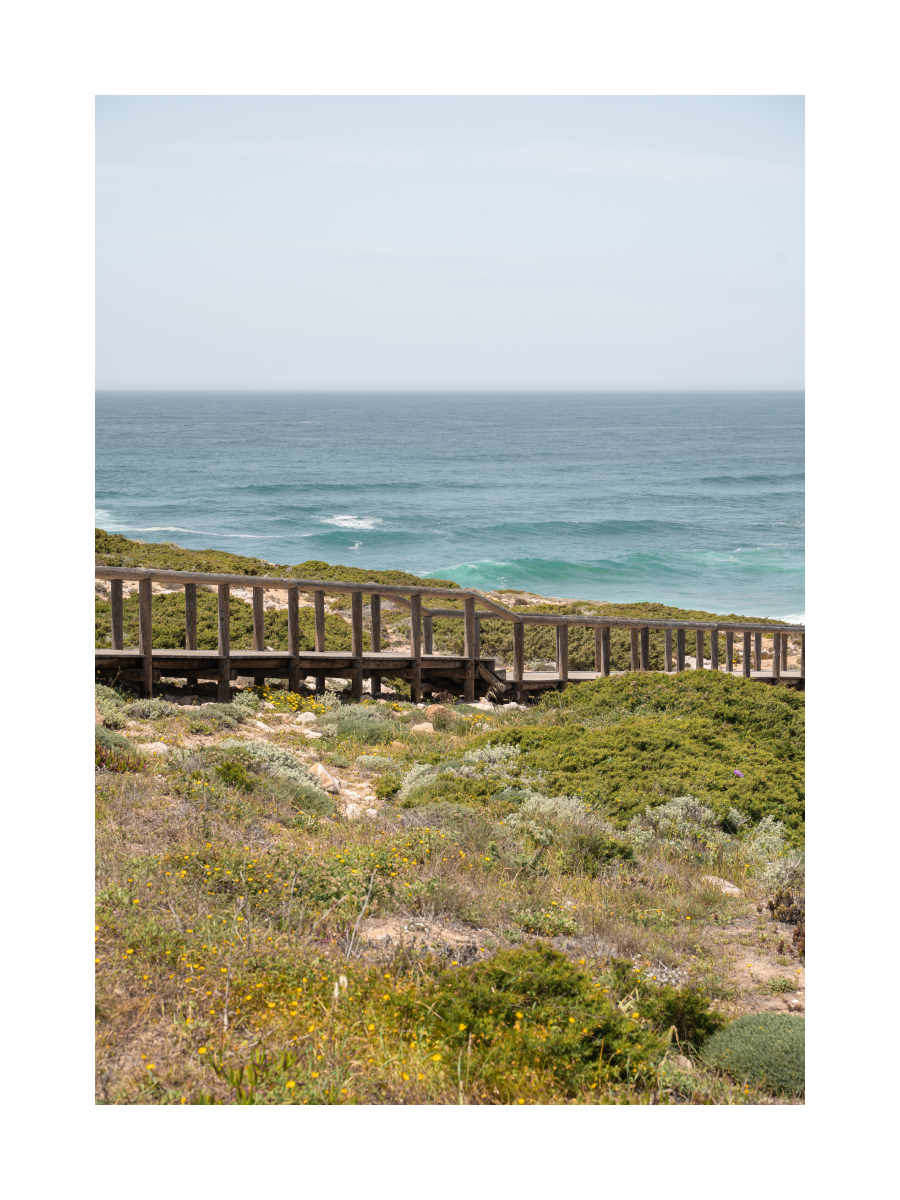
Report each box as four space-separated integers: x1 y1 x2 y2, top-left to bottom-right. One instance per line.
317 515 383 531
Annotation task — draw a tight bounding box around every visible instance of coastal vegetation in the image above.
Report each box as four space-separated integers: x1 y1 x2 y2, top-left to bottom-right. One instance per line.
94 534 804 1104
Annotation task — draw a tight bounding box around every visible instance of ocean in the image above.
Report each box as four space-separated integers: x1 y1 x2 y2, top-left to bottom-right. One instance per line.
95 391 804 621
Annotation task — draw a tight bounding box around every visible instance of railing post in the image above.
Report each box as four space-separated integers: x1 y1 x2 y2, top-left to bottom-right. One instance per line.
630 629 639 671
370 594 382 697
742 631 752 678
594 626 602 675
601 625 611 676
464 597 476 702
252 586 266 687
800 634 805 679
110 579 124 650
557 624 569 684
474 618 481 659
640 626 650 671
725 630 734 673
664 628 673 673
423 612 433 656
184 583 197 651
351 590 365 700
710 627 719 671
513 621 525 702
695 630 704 670
782 632 789 670
217 584 231 702
754 631 762 672
772 628 781 681
287 586 301 694
676 628 686 672
409 593 422 704
138 578 154 698
313 589 326 694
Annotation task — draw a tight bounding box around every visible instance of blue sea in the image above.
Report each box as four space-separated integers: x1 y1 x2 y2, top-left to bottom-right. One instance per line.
95 392 804 621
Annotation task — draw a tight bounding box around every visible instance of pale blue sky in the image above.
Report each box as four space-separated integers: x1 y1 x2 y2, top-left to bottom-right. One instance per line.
96 96 803 389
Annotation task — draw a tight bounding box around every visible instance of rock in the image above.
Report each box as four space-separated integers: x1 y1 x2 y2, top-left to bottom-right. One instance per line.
425 704 452 721
702 875 741 897
410 722 435 734
301 730 323 739
253 720 272 731
138 742 168 755
672 1054 694 1072
390 740 405 749
294 712 317 725
310 762 340 793
95 701 103 725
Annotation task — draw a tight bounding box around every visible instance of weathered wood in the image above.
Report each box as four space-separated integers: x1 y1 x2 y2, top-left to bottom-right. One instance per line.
754 631 762 672
601 626 611 677
251 586 266 685
370 594 382 696
184 583 198 651
743 631 752 678
110 579 124 650
640 626 650 671
710 628 719 671
477 662 509 694
664 629 673 673
351 590 365 700
313 589 326 693
409 593 422 704
138 578 154 698
695 630 704 670
423 613 433 656
217 584 231 701
513 621 525 700
725 630 734 672
630 629 639 671
464 596 476 702
676 629 686 672
772 629 781 679
473 618 481 659
557 624 569 682
287 586 301 693
95 568 804 634
594 626 602 673
782 633 789 669
800 634 805 678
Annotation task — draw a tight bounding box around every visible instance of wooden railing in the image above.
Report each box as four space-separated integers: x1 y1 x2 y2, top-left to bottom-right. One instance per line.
95 566 805 701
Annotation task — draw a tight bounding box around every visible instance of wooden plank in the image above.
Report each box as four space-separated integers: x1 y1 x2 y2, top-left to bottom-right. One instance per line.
782 632 789 669
772 629 781 679
314 589 326 693
351 590 364 700
725 630 734 672
601 625 610 677
464 596 476 702
252 586 266 686
800 634 805 678
287 586 301 693
676 629 686 672
423 613 433 656
710 627 719 671
110 579 124 650
557 624 569 682
474 618 481 659
477 662 508 694
409 593 422 704
640 626 650 671
743 631 752 678
754 631 762 672
184 583 197 651
513 621 525 701
217 584 231 702
695 629 704 670
594 626 602 673
138 578 154 698
630 628 639 671
370 594 382 697
664 628 673 673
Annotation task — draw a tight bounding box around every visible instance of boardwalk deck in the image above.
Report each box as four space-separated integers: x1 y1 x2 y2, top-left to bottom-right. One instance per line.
95 566 805 700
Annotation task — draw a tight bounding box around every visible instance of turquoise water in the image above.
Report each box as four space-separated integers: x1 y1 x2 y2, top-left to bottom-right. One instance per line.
95 392 804 620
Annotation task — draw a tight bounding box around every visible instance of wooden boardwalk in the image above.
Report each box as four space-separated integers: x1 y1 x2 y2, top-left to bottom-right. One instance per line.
95 566 805 702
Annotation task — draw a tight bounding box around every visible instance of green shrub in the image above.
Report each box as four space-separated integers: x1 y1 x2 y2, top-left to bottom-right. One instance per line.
513 906 579 937
701 1013 804 1094
95 726 145 773
215 761 256 792
126 698 177 720
766 977 797 994
374 775 402 801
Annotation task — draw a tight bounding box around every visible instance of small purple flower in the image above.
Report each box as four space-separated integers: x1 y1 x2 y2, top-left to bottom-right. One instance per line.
733 769 744 778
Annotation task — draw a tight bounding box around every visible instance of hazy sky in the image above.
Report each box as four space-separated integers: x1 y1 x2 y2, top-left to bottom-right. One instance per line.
96 96 803 390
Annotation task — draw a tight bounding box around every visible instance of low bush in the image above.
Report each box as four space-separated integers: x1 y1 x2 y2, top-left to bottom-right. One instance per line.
126 698 177 720
701 1013 804 1095
513 906 579 937
95 725 145 773
215 761 256 792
